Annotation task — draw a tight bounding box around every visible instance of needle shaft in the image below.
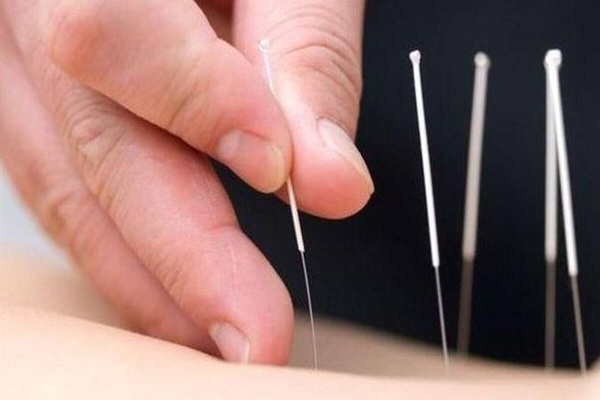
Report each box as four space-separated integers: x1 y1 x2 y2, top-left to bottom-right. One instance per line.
571 276 587 373
435 267 450 367
301 251 318 369
259 39 318 369
545 50 586 374
410 50 449 367
458 53 490 355
544 59 558 370
457 259 474 354
545 260 557 369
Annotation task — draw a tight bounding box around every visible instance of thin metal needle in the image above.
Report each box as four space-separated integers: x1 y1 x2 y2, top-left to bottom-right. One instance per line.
409 50 449 368
571 276 586 373
258 39 318 370
435 267 449 363
544 56 558 370
301 252 318 369
545 50 587 374
458 52 491 355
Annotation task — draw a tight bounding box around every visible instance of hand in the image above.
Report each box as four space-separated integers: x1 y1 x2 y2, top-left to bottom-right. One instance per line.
0 0 372 364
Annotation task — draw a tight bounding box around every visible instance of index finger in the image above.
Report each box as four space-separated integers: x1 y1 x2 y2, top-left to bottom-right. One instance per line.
42 0 292 194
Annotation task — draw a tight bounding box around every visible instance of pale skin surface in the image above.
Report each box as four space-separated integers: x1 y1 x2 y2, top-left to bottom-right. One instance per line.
0 253 598 399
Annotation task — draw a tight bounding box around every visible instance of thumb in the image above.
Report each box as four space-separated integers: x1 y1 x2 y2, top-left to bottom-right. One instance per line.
233 0 374 219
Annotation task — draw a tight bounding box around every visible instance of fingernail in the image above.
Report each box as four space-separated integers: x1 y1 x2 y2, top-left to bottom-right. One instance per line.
318 119 374 193
215 130 286 193
209 323 250 363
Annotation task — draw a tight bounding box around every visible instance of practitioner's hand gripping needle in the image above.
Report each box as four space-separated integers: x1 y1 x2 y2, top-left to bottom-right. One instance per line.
258 39 318 370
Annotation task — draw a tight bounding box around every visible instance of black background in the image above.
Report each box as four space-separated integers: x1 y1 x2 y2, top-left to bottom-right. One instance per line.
220 0 600 368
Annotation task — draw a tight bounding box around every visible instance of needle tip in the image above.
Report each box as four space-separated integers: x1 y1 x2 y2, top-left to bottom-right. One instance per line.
410 50 421 64
545 49 563 68
474 52 491 68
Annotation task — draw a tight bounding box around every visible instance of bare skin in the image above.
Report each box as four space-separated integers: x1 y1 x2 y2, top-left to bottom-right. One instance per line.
0 254 597 399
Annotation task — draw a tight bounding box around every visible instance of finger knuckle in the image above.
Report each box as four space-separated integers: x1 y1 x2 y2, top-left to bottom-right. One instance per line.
150 224 237 317
35 173 98 256
46 2 102 77
158 44 215 147
63 100 127 213
268 5 363 117
151 244 193 307
161 65 208 143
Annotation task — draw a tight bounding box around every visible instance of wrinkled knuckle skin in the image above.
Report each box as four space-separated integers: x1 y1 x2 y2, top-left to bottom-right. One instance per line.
160 59 211 146
45 2 101 78
150 227 237 324
151 244 192 308
158 41 221 149
34 174 100 258
291 37 362 106
268 4 363 118
62 100 127 214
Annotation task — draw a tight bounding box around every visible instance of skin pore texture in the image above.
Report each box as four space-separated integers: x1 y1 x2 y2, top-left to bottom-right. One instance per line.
0 253 598 399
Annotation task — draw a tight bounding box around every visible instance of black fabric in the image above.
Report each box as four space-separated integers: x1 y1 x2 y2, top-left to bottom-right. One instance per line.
219 0 600 367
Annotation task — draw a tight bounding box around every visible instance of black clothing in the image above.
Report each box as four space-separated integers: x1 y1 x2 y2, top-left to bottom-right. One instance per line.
221 0 600 368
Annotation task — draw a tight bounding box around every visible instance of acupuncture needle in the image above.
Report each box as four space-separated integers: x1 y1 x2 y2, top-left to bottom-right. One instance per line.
545 49 587 374
258 39 318 370
544 54 558 370
457 53 491 355
409 50 449 368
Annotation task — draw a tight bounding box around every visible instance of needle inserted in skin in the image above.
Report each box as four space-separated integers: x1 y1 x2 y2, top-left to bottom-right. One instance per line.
544 56 558 370
457 52 491 355
545 49 587 374
258 39 318 370
409 50 449 368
